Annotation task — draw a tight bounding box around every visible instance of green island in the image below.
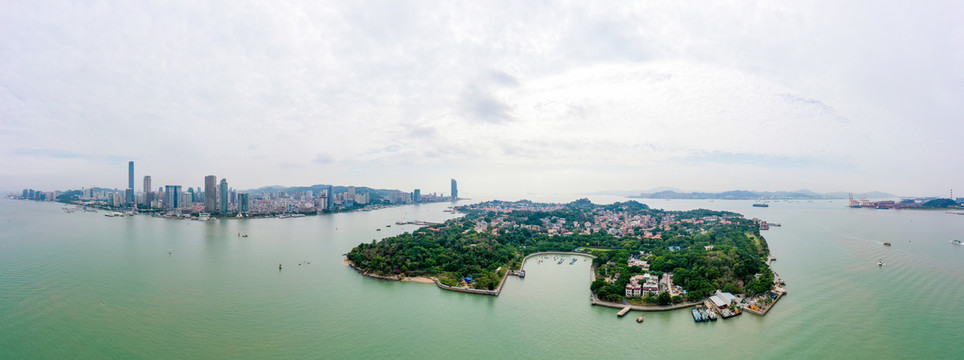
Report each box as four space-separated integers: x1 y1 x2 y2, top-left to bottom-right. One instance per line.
347 199 785 314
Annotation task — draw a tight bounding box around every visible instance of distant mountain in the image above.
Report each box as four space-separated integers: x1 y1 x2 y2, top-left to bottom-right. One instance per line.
592 187 682 196
243 184 409 199
629 189 895 200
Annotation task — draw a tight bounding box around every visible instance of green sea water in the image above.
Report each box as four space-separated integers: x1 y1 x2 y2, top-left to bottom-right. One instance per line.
2 198 963 359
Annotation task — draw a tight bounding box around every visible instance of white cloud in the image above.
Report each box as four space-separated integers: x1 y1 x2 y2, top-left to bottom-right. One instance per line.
0 0 961 196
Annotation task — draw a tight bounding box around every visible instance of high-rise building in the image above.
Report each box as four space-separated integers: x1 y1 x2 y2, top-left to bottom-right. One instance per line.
143 176 152 207
451 179 458 201
238 193 249 215
127 161 135 205
327 185 334 210
128 161 134 189
219 178 229 214
165 185 182 209
204 175 217 213
413 189 421 203
347 186 355 201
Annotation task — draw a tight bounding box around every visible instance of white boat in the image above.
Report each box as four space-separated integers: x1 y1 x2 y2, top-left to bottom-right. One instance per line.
952 240 962 245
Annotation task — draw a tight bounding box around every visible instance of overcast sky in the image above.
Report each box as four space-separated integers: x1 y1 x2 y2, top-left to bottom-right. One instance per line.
2 1 961 198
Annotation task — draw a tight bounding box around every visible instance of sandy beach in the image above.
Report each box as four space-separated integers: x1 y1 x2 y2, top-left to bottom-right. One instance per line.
402 276 436 284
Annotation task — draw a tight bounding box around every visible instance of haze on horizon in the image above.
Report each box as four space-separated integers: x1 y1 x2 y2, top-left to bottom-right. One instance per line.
2 1 961 198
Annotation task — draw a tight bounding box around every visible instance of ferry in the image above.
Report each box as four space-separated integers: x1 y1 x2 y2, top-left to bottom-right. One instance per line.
752 203 769 207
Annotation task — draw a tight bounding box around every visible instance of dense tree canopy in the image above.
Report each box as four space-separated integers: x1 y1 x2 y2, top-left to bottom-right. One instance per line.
347 200 774 298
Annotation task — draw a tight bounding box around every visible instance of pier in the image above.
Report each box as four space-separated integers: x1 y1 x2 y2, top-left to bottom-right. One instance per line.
617 307 631 317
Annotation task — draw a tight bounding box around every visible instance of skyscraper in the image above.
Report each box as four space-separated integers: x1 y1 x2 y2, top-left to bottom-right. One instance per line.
238 193 249 215
128 161 134 190
165 185 182 209
451 179 458 201
143 176 152 207
413 189 421 203
219 178 229 214
127 161 135 205
204 175 217 213
327 185 334 210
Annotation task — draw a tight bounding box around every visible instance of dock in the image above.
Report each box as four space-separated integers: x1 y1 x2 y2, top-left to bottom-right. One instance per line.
617 307 631 317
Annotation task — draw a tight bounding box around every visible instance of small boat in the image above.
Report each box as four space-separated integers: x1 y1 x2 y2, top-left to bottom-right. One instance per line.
877 259 884 267
883 242 892 246
952 240 962 245
636 316 644 323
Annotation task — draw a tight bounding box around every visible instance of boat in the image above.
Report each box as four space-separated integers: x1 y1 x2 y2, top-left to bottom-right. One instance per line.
636 316 644 323
752 203 769 207
692 308 702 322
952 240 962 245
557 259 564 264
707 309 718 321
883 242 891 246
877 259 884 267
569 258 578 265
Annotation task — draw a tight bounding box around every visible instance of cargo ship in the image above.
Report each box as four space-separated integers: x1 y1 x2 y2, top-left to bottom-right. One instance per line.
752 203 769 207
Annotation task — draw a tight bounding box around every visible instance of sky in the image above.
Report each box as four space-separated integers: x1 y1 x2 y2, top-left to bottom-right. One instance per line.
2 1 962 198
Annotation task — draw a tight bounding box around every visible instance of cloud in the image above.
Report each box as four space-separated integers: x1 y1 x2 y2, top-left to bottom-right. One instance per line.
313 154 335 164
0 1 960 195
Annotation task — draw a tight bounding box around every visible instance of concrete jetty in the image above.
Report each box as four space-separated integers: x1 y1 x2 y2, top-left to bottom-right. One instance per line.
617 307 631 317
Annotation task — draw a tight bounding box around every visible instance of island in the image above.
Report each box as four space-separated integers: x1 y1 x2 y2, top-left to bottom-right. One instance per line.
347 199 787 316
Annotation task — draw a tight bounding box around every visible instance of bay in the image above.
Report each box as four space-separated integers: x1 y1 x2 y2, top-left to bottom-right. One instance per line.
1 197 962 359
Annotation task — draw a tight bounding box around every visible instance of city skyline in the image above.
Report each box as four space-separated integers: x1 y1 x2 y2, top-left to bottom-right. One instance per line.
2 1 961 197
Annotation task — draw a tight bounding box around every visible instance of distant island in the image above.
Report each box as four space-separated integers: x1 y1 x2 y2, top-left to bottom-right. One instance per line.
629 189 894 200
346 199 785 315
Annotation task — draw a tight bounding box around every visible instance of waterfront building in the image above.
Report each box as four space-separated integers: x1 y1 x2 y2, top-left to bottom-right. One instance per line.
127 161 135 205
451 179 458 200
125 188 134 208
327 185 334 210
219 178 229 214
414 189 421 203
165 185 182 209
238 193 249 215
143 176 152 207
204 175 217 213
317 192 328 211
347 186 355 201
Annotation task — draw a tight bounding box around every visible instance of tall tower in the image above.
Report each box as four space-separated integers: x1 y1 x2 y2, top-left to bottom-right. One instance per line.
451 179 458 201
165 185 181 209
143 176 152 207
413 189 421 203
127 161 135 205
327 185 334 210
219 178 229 214
204 175 217 213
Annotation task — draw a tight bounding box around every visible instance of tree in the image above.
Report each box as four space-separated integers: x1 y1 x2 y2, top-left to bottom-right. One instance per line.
656 291 671 305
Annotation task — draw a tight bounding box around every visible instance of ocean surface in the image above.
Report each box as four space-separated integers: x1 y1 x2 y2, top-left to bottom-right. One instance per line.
2 197 963 359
